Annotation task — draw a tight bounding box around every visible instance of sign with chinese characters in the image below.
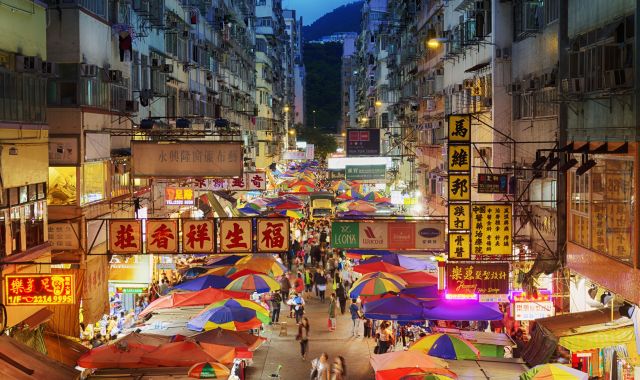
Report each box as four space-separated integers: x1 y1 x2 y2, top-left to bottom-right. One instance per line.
146 220 178 253
514 301 555 321
109 220 142 254
448 174 471 201
182 220 215 253
448 204 470 231
448 233 471 260
49 136 79 165
447 115 471 142
331 221 445 251
283 151 308 160
131 141 243 178
164 187 194 206
346 128 381 156
471 204 512 256
446 263 509 295
219 219 253 253
477 174 509 194
448 145 471 172
257 218 290 253
4 274 75 305
48 222 81 250
345 165 386 181
192 172 267 191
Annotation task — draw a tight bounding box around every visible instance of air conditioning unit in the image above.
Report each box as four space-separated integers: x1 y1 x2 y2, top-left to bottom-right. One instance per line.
15 55 42 73
523 78 537 91
426 99 436 111
108 69 123 82
41 61 58 77
161 64 173 73
182 29 190 38
80 63 99 77
562 77 584 94
125 100 139 113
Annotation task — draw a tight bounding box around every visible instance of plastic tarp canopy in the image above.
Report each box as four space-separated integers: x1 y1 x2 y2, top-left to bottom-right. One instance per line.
363 296 425 321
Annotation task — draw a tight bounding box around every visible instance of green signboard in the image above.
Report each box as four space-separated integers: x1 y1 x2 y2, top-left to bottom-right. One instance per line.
331 222 359 248
345 165 386 181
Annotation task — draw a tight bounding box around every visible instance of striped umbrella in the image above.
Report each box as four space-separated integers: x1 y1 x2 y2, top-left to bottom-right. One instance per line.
225 274 281 293
410 333 480 360
520 364 588 380
188 361 230 378
353 272 407 287
186 299 270 331
349 277 405 298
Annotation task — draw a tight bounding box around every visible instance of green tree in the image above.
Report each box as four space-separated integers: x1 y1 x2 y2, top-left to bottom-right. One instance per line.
299 128 337 159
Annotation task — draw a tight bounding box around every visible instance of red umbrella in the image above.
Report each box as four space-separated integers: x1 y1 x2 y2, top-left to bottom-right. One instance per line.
336 193 353 200
141 341 233 367
274 200 305 210
78 342 156 369
353 262 406 274
141 288 248 316
397 271 438 287
228 268 263 280
190 328 266 352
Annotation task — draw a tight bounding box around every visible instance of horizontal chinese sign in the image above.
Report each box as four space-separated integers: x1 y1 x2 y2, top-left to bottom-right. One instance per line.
477 174 509 194
471 204 512 256
165 187 194 206
345 165 386 181
193 172 267 191
5 274 75 305
331 221 445 251
257 218 290 253
446 263 509 295
131 141 243 178
514 301 554 321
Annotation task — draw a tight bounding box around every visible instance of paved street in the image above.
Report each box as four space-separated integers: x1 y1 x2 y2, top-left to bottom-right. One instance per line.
247 295 376 380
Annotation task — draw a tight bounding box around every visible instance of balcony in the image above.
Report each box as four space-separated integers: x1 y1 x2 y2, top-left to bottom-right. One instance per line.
0 70 47 124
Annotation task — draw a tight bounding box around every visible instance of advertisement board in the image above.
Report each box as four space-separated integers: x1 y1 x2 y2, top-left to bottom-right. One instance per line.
477 174 509 194
445 263 509 296
219 219 253 253
345 165 386 181
5 274 75 305
131 141 243 178
164 187 194 206
331 221 445 251
346 128 380 156
48 222 81 251
471 204 512 256
514 301 555 321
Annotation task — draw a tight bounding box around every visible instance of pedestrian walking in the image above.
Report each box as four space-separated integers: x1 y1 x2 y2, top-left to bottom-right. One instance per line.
310 352 330 380
328 293 337 331
331 356 346 380
270 291 282 324
349 299 362 337
316 270 327 302
292 293 305 324
294 272 305 294
280 274 291 302
376 321 392 353
363 318 372 338
304 268 313 295
335 278 347 314
296 317 310 360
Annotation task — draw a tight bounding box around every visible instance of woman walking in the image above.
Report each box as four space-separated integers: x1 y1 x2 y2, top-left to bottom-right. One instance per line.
297 317 310 360
328 293 337 331
335 277 347 315
316 270 327 302
310 352 330 380
331 356 346 380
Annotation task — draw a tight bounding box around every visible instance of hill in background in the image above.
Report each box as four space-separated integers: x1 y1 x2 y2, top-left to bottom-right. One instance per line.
303 1 363 41
303 42 343 133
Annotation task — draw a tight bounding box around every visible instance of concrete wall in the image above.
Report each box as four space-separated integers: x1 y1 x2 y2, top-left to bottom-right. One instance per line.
568 0 634 37
0 0 47 58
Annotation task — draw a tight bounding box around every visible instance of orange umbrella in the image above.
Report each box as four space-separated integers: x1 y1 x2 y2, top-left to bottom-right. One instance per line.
78 342 156 369
354 261 406 274
397 271 438 287
370 351 456 380
114 332 173 347
191 328 266 352
141 341 234 367
348 200 378 213
141 288 248 316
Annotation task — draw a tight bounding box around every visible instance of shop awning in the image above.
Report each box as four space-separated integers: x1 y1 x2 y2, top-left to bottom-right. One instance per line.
464 60 490 73
0 335 79 380
523 308 632 366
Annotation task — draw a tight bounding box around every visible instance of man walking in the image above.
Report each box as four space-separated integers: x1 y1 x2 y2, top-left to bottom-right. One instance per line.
270 291 282 324
349 299 362 337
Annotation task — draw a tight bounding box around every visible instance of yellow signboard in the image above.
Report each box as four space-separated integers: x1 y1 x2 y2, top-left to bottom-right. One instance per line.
448 145 471 172
448 115 471 142
471 204 512 255
449 204 471 231
448 233 470 260
448 174 471 201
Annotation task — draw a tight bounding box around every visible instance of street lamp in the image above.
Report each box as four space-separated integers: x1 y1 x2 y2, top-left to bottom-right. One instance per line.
313 110 317 129
426 37 448 49
375 100 383 107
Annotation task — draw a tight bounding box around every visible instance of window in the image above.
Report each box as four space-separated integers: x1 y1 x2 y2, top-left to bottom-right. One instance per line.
81 161 106 205
513 0 543 41
569 156 634 264
544 0 559 24
131 52 140 92
0 70 47 123
255 0 266 5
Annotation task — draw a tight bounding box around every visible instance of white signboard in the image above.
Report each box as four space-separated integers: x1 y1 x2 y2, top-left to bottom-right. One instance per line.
514 301 555 321
283 150 308 160
306 144 315 159
327 156 393 170
479 294 510 303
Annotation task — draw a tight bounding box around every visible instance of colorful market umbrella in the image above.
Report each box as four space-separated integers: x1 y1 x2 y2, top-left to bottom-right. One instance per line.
363 295 425 321
336 193 353 201
173 275 232 291
227 268 263 280
273 200 305 210
332 180 352 192
347 200 378 213
188 361 230 379
206 255 245 266
422 299 504 321
181 266 209 279
363 192 376 202
353 261 407 274
290 184 315 193
140 288 248 317
225 273 281 293
520 364 588 380
400 374 456 380
353 272 407 287
349 277 405 298
187 299 270 331
397 271 438 286
236 256 287 276
141 341 233 367
190 328 266 352
409 333 480 360
369 351 456 380
78 342 157 369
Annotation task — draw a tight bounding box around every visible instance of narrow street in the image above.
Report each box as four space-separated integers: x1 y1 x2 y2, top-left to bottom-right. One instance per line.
248 294 375 379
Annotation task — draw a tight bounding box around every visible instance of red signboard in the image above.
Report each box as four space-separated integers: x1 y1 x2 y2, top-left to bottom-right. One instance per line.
387 222 416 249
446 263 509 295
182 220 215 253
146 220 179 253
219 219 253 253
256 218 290 253
109 220 142 254
4 274 75 305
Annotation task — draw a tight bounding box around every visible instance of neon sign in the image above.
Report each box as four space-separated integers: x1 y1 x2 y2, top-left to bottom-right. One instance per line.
4 274 74 305
510 289 552 303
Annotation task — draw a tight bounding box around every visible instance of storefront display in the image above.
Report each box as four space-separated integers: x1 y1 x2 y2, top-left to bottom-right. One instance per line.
48 167 77 206
82 161 106 205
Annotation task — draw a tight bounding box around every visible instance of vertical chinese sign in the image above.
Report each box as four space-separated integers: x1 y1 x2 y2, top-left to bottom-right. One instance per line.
182 220 215 253
471 204 512 256
109 220 142 254
447 115 472 260
146 220 179 253
256 218 290 253
219 219 253 253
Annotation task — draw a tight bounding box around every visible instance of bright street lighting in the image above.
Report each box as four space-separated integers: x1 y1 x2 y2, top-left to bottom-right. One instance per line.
288 129 295 135
375 100 383 107
426 38 447 49
284 105 290 113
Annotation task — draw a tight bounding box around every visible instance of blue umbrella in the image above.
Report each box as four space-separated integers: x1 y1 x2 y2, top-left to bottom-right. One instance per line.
207 255 244 266
363 296 425 321
401 285 439 299
181 267 209 279
361 254 436 271
422 299 503 321
173 275 232 291
238 206 261 215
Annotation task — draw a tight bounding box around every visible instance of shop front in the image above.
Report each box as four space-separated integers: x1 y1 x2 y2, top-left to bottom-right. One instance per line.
108 255 152 314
